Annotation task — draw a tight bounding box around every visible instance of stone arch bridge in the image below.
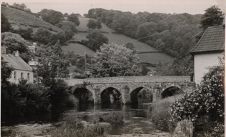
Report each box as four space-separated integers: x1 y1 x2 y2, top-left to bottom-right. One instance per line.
64 76 195 105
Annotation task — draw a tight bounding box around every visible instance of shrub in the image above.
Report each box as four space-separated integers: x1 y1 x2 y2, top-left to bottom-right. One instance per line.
1 81 51 124
171 65 224 123
150 95 183 132
50 119 107 137
171 63 224 136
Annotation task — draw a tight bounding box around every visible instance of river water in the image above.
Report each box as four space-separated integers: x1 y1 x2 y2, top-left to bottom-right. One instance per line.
60 104 155 135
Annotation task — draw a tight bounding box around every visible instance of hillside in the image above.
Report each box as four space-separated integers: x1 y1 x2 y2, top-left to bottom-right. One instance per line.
2 6 62 33
62 17 174 65
77 17 114 33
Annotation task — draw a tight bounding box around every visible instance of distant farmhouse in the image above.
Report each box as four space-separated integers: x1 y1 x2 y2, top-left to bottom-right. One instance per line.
190 25 225 84
2 47 34 84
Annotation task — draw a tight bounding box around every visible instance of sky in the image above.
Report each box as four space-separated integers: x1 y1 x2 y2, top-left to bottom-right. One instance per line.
3 0 225 15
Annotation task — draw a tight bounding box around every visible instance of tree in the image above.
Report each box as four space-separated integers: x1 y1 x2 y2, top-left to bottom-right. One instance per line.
56 21 77 41
1 14 11 32
38 9 64 25
87 19 102 29
32 28 53 44
11 3 31 12
68 13 80 26
135 22 158 40
85 30 108 51
90 43 142 77
1 58 13 86
201 6 224 29
36 42 69 87
1 32 32 62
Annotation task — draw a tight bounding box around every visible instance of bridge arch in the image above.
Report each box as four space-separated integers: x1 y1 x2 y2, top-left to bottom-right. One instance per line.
101 87 122 108
130 86 153 107
161 86 183 99
73 87 94 110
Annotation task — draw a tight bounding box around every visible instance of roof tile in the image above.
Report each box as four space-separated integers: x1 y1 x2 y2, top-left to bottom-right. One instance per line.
2 54 32 71
190 25 225 54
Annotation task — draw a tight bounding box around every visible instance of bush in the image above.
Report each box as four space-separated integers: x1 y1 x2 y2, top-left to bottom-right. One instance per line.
171 64 224 136
50 119 107 137
1 81 51 124
171 65 224 123
150 95 183 132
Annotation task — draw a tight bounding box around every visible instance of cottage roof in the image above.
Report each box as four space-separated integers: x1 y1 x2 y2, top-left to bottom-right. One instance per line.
190 25 225 54
2 54 32 71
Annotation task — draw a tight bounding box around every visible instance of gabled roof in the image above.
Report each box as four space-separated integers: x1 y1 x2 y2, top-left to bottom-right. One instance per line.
2 54 32 71
190 25 225 54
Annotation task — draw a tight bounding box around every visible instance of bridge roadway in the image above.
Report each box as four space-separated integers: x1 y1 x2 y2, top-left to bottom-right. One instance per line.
64 76 195 104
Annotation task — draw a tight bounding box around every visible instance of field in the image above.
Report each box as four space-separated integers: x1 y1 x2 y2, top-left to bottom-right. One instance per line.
69 32 174 64
62 42 95 57
2 6 62 33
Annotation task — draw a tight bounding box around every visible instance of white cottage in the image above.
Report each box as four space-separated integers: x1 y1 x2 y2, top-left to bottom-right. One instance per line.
2 50 34 84
190 25 225 84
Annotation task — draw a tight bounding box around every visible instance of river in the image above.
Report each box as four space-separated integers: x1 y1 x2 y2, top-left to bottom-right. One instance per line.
59 104 155 135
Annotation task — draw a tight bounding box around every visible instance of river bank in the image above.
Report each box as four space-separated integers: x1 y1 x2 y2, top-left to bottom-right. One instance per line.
2 123 171 137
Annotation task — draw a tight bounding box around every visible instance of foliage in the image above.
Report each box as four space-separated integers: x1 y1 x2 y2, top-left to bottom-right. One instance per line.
1 81 50 124
85 30 109 51
50 120 107 137
170 63 224 124
1 58 13 86
155 55 193 76
90 43 142 77
32 28 54 44
36 42 70 87
38 9 64 25
1 13 11 32
56 21 77 41
150 95 183 132
1 32 32 62
87 19 102 29
11 3 31 13
201 6 224 30
87 8 201 58
13 27 33 40
68 13 80 26
32 28 67 44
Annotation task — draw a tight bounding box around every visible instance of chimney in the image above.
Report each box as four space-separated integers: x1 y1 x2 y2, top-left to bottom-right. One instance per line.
15 51 19 57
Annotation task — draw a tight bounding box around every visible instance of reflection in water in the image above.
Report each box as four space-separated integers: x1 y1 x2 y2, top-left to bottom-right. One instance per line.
62 104 152 135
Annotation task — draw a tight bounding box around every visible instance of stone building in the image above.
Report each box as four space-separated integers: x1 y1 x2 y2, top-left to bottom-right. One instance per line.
2 48 34 84
190 25 225 84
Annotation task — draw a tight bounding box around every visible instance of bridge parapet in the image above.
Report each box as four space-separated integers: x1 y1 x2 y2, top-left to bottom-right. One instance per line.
64 76 192 86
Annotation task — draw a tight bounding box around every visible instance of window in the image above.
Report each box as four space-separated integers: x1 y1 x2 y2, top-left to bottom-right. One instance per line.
27 73 30 80
14 71 16 79
21 72 24 79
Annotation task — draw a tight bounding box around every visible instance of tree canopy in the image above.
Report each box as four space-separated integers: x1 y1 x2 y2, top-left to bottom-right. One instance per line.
90 43 142 77
1 13 11 32
87 19 102 29
201 6 224 30
56 21 77 41
38 9 64 25
85 30 108 51
36 42 69 87
1 32 32 62
67 13 80 26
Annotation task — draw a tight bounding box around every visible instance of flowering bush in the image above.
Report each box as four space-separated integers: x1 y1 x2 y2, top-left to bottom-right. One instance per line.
171 64 224 123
